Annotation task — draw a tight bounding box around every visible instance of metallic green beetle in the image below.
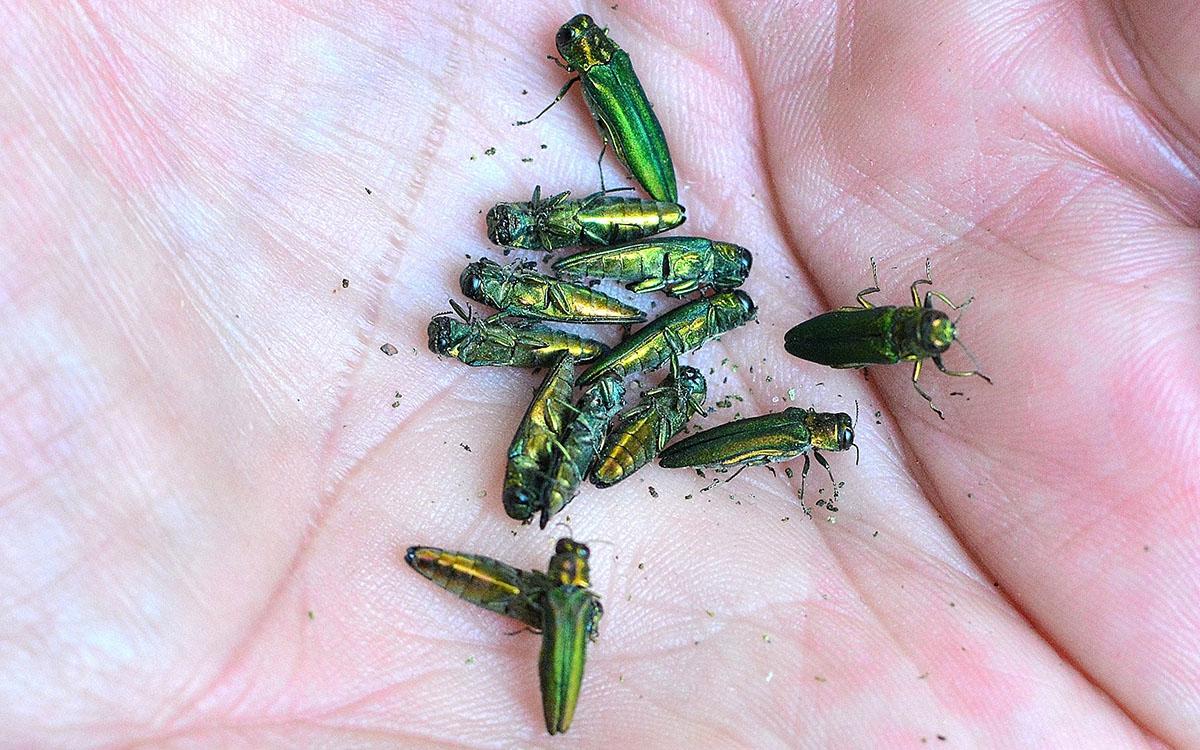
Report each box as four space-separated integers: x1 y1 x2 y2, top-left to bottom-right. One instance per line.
503 354 577 521
553 237 753 296
428 300 606 367
592 360 707 487
783 258 991 419
403 538 602 735
460 257 645 324
539 538 603 735
578 290 757 385
658 406 855 495
487 186 685 251
404 545 552 629
517 14 677 203
539 376 626 528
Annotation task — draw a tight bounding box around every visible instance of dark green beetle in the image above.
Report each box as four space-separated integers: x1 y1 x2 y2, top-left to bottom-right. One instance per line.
658 406 855 497
539 376 626 528
404 545 552 629
460 257 645 324
553 237 752 296
517 14 676 203
578 290 756 385
487 186 684 251
503 354 576 521
783 258 991 418
428 300 606 368
592 359 707 487
403 537 602 735
538 538 602 735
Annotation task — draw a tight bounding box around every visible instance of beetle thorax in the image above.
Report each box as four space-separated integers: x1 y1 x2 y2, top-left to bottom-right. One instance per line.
557 15 616 71
922 310 955 353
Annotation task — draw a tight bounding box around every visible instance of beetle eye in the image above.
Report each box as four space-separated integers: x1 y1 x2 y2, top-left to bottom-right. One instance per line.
841 427 854 450
461 270 482 299
556 26 574 48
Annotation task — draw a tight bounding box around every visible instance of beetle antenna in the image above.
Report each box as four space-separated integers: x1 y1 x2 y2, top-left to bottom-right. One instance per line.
853 443 860 466
448 298 470 321
953 336 994 384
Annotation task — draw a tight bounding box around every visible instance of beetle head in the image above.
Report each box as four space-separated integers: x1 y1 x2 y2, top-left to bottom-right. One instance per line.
556 14 615 70
712 242 753 288
920 309 955 354
486 203 533 248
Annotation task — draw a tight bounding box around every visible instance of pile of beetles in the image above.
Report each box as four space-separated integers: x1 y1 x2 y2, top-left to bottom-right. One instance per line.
407 13 991 735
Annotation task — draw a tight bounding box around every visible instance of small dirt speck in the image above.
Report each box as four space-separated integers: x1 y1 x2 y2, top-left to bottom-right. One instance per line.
381 343 398 356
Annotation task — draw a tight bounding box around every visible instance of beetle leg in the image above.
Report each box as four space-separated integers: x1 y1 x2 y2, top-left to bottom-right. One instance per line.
628 278 666 293
655 417 673 452
854 256 883 309
514 76 580 126
724 464 748 483
663 326 687 356
798 453 811 502
933 355 993 383
812 450 836 487
667 279 700 296
548 284 571 315
595 142 608 194
911 359 945 419
911 258 935 306
926 290 974 311
587 600 603 642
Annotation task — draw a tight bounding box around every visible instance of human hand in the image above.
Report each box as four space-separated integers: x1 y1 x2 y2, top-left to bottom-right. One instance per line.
2 1 1197 746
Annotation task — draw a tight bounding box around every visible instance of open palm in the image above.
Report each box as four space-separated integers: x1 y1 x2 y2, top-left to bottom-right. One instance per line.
3 0 1198 746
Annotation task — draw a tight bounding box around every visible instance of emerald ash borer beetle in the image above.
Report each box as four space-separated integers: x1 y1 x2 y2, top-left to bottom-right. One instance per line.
539 376 626 528
487 186 684 251
578 290 756 385
784 258 991 418
405 538 602 735
460 257 645 324
553 236 753 296
592 358 707 487
516 14 677 203
428 300 606 368
658 406 855 498
503 354 577 521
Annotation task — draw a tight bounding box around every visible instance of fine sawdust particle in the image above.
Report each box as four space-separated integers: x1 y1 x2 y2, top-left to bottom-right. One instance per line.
364 187 372 195
484 146 496 156
307 610 314 620
648 486 658 498
342 278 349 288
460 442 472 452
381 343 398 356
